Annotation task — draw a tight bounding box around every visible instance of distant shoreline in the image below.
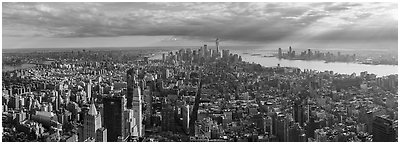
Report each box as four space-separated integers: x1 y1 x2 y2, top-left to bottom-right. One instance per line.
275 56 399 66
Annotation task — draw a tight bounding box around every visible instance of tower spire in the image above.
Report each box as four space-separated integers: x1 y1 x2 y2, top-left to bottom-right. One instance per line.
88 103 97 116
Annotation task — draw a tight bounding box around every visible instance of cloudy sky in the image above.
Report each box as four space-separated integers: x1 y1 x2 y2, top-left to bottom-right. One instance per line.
2 2 398 50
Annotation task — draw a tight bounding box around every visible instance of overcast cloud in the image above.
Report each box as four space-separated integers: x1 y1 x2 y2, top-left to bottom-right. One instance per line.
2 2 397 49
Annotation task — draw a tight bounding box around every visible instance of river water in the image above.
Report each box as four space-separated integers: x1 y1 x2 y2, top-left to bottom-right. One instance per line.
239 53 397 77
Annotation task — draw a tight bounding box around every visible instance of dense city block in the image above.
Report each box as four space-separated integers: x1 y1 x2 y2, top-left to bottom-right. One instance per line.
2 41 398 142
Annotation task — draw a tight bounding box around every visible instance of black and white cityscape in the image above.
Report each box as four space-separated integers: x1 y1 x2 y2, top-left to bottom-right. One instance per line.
2 2 398 142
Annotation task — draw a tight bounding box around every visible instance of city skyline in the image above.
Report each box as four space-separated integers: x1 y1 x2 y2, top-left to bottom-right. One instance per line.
2 41 398 142
2 2 398 50
2 1 398 142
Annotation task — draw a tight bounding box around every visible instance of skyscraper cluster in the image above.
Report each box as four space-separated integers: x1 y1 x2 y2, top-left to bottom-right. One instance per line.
2 38 397 142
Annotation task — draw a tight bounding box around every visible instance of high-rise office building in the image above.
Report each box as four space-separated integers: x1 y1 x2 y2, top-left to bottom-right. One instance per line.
96 127 107 142
161 101 175 132
275 113 286 141
103 96 127 142
123 109 134 138
278 48 282 59
127 68 137 109
181 104 191 134
162 69 170 79
162 53 166 62
306 114 317 139
143 87 152 127
222 50 230 59
314 129 327 142
216 38 220 52
289 123 300 142
86 80 92 100
203 45 208 58
132 86 143 137
293 99 305 126
82 103 101 141
372 115 396 142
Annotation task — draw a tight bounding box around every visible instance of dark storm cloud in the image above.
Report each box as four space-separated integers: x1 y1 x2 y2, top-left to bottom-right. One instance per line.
2 2 397 43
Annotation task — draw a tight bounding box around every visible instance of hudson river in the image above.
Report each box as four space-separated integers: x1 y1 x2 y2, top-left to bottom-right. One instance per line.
238 53 397 77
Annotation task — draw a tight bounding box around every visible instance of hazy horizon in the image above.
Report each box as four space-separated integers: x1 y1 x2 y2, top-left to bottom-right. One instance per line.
3 45 397 56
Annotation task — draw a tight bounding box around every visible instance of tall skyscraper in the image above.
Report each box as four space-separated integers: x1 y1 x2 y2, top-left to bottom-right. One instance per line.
103 96 127 142
161 101 174 132
86 80 92 100
216 38 220 52
278 48 282 59
288 123 304 142
82 103 102 141
132 86 143 137
143 87 152 127
372 115 396 142
127 68 137 109
162 53 166 62
181 104 191 134
203 45 208 58
96 127 107 142
125 68 144 139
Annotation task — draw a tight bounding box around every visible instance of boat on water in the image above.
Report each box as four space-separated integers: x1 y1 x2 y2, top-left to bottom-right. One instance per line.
251 53 262 56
